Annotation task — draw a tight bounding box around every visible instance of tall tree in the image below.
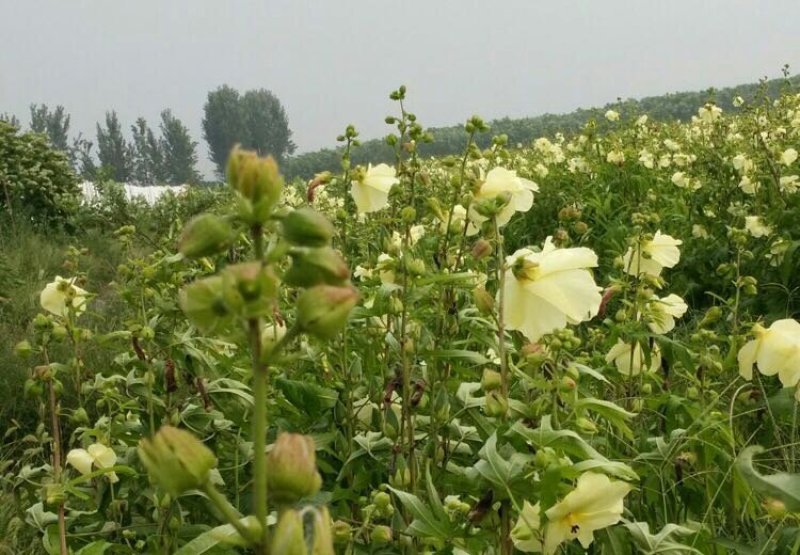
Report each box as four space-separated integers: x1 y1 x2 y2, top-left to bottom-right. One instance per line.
202 85 245 177
29 104 71 151
160 110 199 185
241 88 296 162
96 111 132 182
72 134 97 181
130 117 165 184
0 113 20 128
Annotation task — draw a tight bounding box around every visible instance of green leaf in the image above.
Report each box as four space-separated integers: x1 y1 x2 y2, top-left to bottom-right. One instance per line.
174 516 259 554
471 432 529 492
431 349 490 365
74 541 113 555
388 486 453 540
509 418 638 481
274 377 338 416
736 445 800 510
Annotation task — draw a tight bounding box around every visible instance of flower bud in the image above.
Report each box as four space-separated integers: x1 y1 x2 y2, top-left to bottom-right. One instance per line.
179 276 232 333
45 483 66 506
484 390 508 417
370 525 393 545
481 368 502 391
270 510 307 555
332 520 352 545
227 147 284 222
472 287 494 315
400 206 417 223
222 263 279 316
137 426 217 496
373 491 392 510
575 417 598 433
763 498 787 519
14 340 33 359
267 433 322 504
285 248 350 288
296 285 359 340
178 214 235 259
472 239 493 260
311 506 335 555
282 207 335 247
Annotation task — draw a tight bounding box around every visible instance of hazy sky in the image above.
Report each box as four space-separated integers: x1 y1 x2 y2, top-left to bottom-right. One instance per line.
2 1 798 177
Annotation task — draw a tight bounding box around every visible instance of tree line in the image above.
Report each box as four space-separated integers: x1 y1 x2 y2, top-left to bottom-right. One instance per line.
0 86 295 185
280 72 800 180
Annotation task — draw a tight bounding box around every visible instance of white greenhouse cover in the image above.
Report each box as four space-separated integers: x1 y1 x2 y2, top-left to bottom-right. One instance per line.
80 182 189 205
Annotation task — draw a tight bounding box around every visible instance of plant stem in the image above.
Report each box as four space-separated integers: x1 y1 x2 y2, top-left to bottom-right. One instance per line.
203 483 259 545
249 224 269 553
48 378 68 555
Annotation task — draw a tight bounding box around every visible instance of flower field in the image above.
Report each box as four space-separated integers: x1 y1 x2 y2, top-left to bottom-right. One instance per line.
4 82 800 554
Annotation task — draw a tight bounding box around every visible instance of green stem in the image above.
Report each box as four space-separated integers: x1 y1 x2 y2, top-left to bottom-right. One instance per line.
204 483 260 545
249 223 269 553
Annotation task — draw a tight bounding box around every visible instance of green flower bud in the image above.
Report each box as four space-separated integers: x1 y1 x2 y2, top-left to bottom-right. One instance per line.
179 276 232 333
472 287 494 315
270 510 307 555
575 417 597 433
373 491 392 510
481 368 502 391
282 207 335 247
14 340 33 359
267 433 322 504
296 285 359 340
433 389 450 422
52 325 68 341
332 520 352 545
763 498 787 520
390 458 411 488
309 506 335 555
33 313 53 331
227 147 283 204
400 206 417 223
137 426 217 496
44 483 66 506
222 263 279 318
484 390 508 417
370 525 393 545
70 407 90 426
178 214 235 259
473 192 512 218
285 248 350 288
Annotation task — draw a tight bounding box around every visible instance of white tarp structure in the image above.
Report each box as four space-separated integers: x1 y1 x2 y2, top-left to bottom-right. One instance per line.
80 181 189 205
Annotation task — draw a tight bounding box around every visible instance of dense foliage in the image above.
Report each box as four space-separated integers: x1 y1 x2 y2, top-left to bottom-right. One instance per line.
0 120 80 227
3 81 800 555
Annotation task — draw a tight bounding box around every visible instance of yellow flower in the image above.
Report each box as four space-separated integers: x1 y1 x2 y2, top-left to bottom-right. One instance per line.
780 148 798 167
606 340 661 376
738 320 800 387
40 276 89 318
543 472 632 554
350 163 399 213
66 443 119 483
503 238 601 342
622 231 682 277
468 167 538 232
511 501 543 553
605 110 620 122
646 293 688 334
744 216 772 238
606 150 625 165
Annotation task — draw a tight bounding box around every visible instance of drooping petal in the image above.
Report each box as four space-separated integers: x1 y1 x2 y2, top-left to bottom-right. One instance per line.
66 448 94 476
737 339 758 380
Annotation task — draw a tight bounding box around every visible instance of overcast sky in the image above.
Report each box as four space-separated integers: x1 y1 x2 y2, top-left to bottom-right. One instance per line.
2 1 798 177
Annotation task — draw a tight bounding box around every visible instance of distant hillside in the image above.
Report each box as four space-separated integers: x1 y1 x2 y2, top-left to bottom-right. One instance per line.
282 74 800 181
